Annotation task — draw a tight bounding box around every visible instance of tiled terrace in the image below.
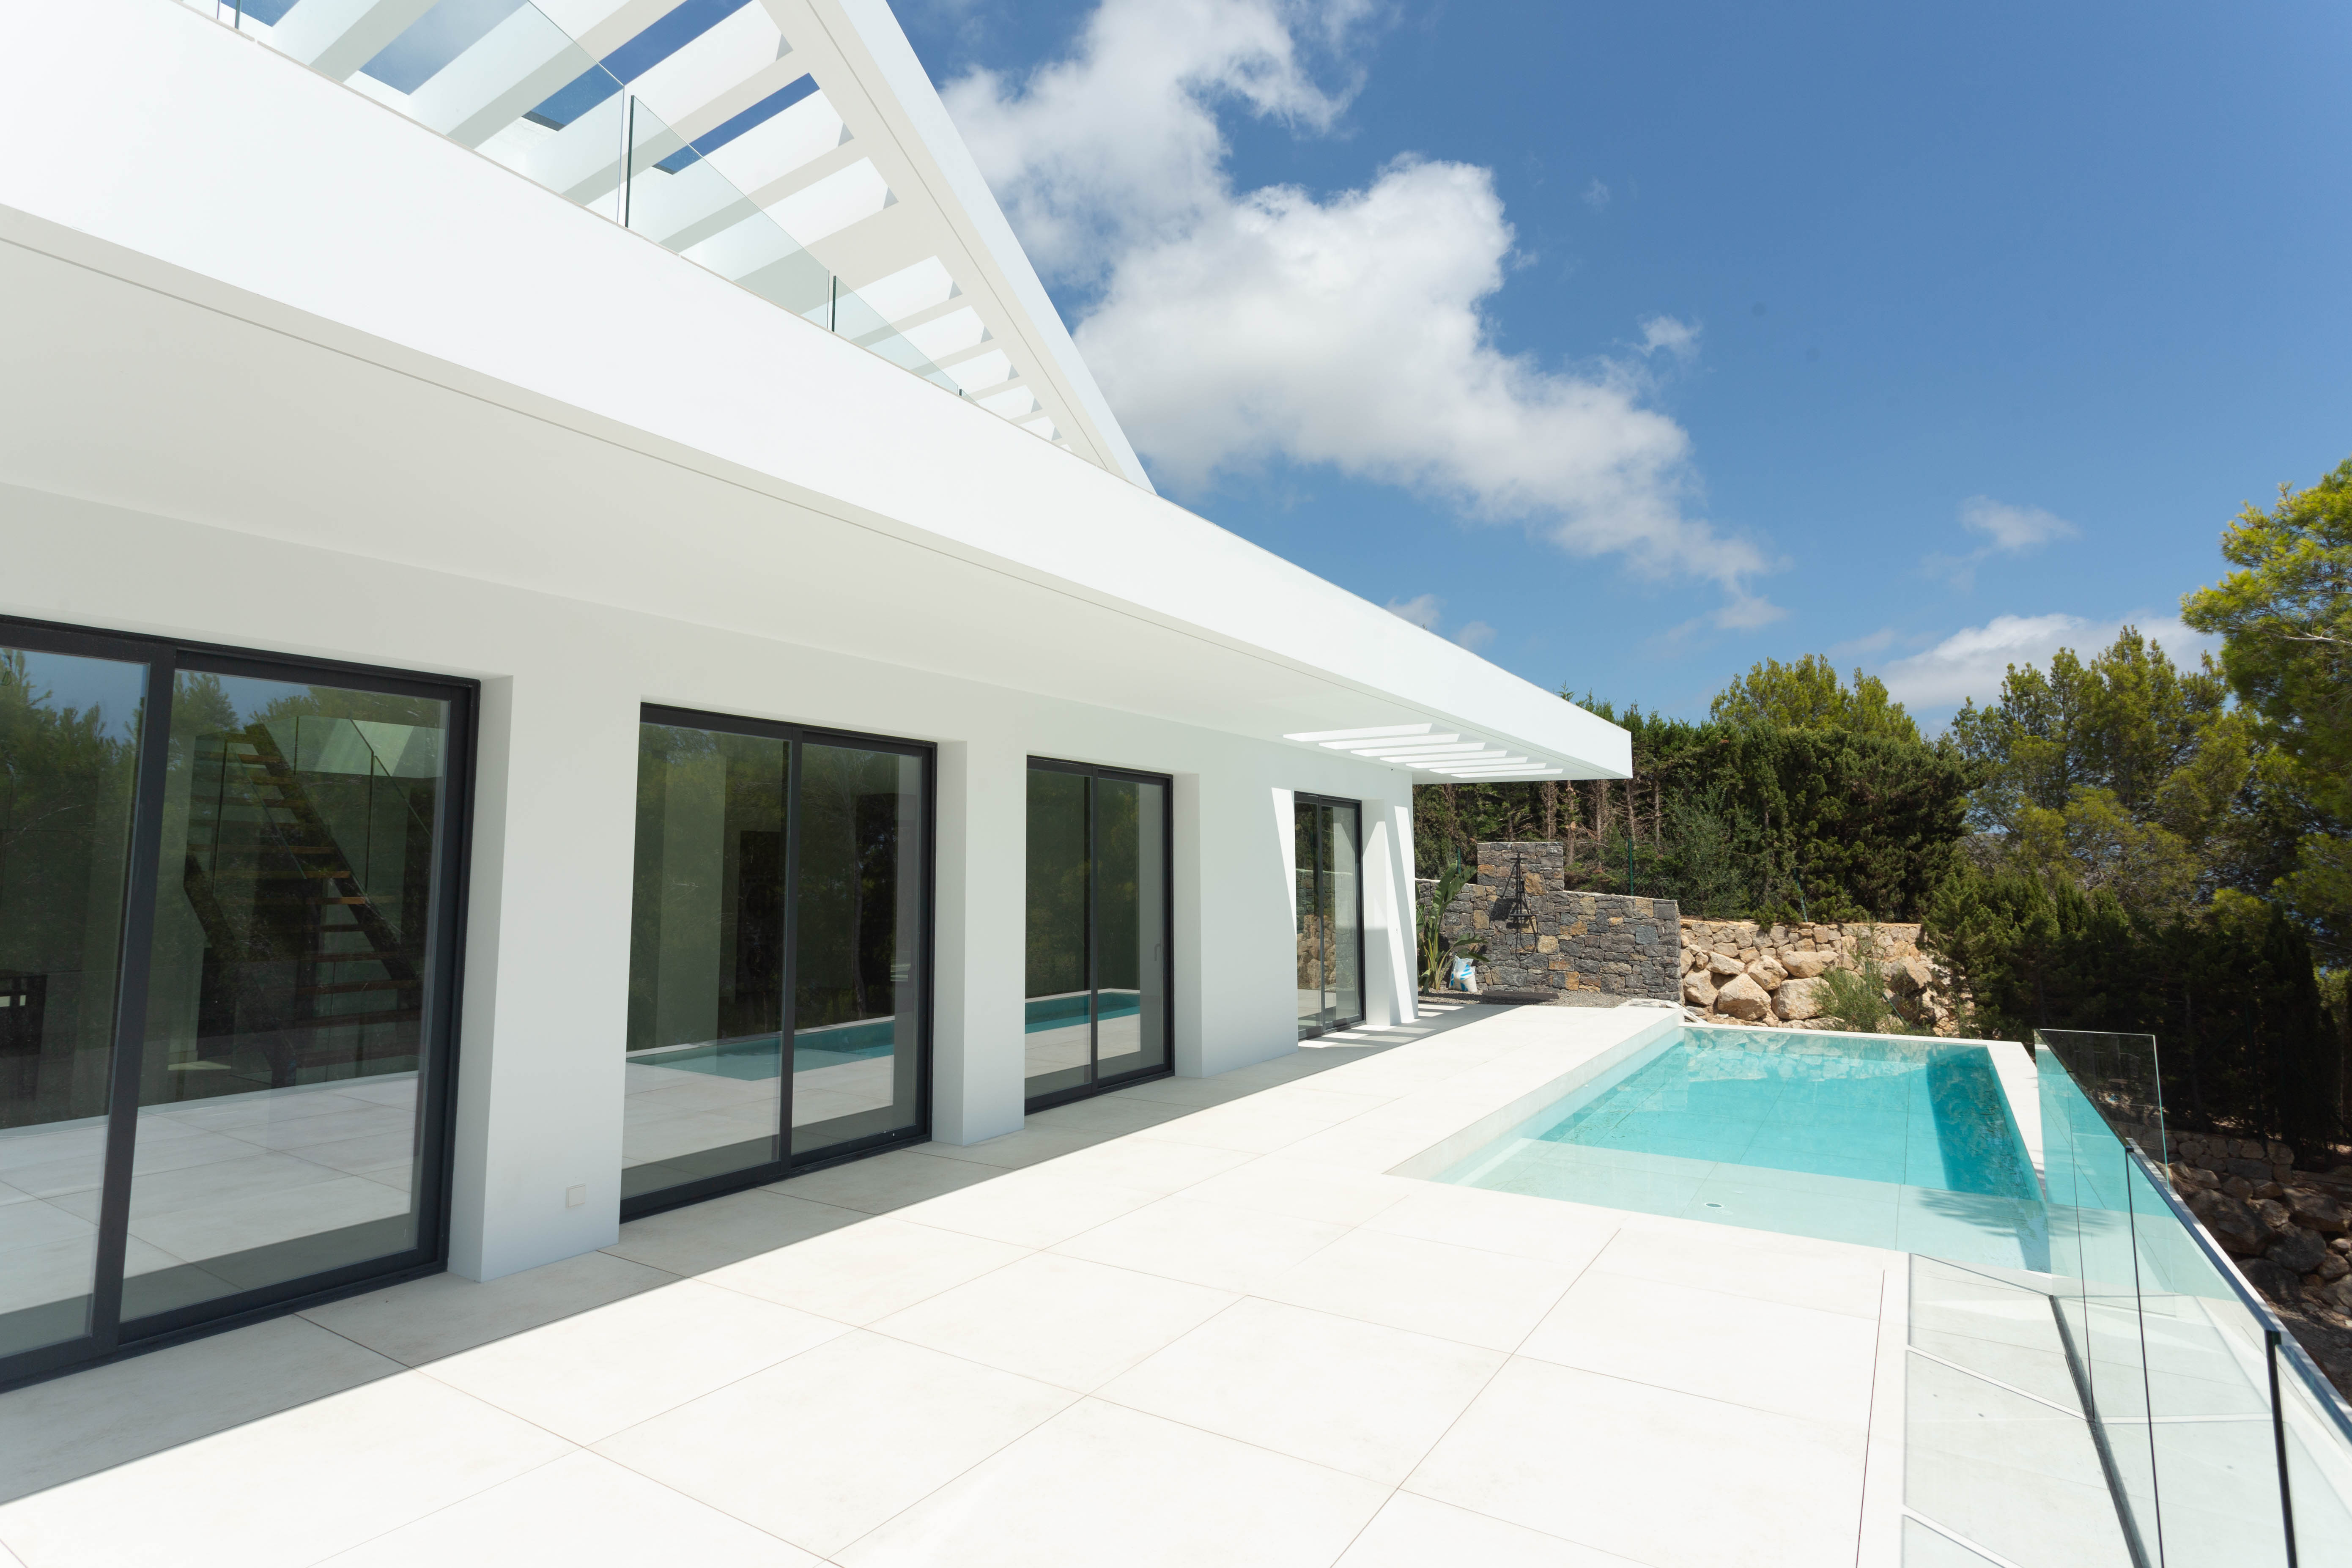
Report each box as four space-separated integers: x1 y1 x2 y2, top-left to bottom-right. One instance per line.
0 1003 1908 1568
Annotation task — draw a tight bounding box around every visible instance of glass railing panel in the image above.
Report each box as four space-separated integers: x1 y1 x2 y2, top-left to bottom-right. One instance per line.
189 0 962 395
2277 1339 2352 1566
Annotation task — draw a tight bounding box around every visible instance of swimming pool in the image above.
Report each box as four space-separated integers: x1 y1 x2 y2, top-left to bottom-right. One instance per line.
1441 1026 2048 1267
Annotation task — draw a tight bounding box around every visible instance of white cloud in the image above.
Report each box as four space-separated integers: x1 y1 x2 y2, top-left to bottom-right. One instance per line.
1384 592 1442 629
1830 626 1897 658
1453 620 1496 651
1924 495 2079 589
1638 315 1699 360
1960 496 2077 553
1878 612 2217 710
1582 177 1611 210
946 0 1765 603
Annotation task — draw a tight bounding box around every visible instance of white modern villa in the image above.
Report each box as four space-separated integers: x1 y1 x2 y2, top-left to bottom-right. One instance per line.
10 5 2350 1566
0 0 1625 1388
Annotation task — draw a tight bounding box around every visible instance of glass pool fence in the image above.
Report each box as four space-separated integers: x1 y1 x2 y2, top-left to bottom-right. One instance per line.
1909 1028 2352 1567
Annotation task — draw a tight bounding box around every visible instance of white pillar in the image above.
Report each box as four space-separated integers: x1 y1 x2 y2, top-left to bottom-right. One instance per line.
931 735 1025 1143
446 655 640 1281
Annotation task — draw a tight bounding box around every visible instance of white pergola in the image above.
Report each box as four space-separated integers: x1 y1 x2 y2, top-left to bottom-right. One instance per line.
191 0 1149 487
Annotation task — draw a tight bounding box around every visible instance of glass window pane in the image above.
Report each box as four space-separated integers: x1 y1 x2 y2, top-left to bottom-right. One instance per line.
623 724 788 1201
1094 778 1166 1082
1295 800 1321 1037
1329 804 1362 1028
0 647 146 1358
791 743 924 1157
1025 768 1091 1099
126 672 450 1321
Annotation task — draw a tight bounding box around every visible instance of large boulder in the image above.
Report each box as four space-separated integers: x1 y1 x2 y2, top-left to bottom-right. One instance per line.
2241 1257 2303 1305
1713 973 1772 1021
2188 1188 2265 1257
2287 1188 2349 1236
1747 955 1787 992
1682 971 1719 1009
1782 949 1836 980
1889 955 1934 995
2269 1224 2332 1277
1775 976 1832 1022
1706 951 1746 982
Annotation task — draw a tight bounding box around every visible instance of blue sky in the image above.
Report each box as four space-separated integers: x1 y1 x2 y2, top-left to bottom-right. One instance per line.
901 0 2352 725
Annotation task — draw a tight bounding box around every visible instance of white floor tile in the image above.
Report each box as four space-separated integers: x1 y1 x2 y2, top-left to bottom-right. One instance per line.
320 1450 820 1568
700 1214 1027 1325
1365 1183 1623 1267
421 1277 851 1442
835 1397 1389 1568
1100 1297 1503 1483
1335 1492 1650 1567
602 1190 865 1276
1598 1220 1892 1318
874 1251 1235 1391
920 1126 1108 1170
1179 1155 1415 1227
0 1371 570 1568
0 1314 401 1504
1259 1228 1583 1351
1052 1194 1347 1291
1517 1269 1879 1427
1406 1358 1867 1568
595 1331 1074 1559
892 1166 1163 1248
1041 1135 1261 1194
303 1248 675 1365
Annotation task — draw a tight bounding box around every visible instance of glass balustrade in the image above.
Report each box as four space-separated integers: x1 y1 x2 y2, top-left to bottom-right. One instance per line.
175 0 957 391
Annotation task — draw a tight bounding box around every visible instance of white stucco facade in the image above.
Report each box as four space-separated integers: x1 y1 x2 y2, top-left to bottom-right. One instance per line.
0 0 1628 1297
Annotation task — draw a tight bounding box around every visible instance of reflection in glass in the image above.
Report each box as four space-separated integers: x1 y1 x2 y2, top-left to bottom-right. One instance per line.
1094 778 1168 1082
126 672 450 1321
1294 796 1363 1037
790 743 924 1156
623 725 788 1199
1024 768 1091 1099
0 647 146 1358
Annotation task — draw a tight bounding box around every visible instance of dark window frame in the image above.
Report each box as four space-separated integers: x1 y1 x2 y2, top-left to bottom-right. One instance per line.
623 705 936 1220
1294 792 1366 1039
0 613 475 1393
1023 757 1177 1114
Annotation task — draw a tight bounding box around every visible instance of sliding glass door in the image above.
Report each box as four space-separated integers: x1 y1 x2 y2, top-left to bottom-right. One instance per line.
0 620 469 1387
1294 795 1363 1037
624 709 929 1212
1025 760 1171 1109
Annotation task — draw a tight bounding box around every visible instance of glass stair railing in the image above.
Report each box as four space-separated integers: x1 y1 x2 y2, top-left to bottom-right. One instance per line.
173 0 959 391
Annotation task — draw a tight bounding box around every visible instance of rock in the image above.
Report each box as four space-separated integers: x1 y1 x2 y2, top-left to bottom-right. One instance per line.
2224 1176 2256 1199
2190 1190 2265 1257
1747 956 1787 992
1713 973 1772 1022
2270 1225 2332 1276
1681 971 1718 1009
2242 1257 2303 1304
1774 976 1831 1022
2277 1164 2298 1186
2287 1189 2349 1235
1706 951 1746 982
2177 1165 2219 1190
1782 950 1836 980
1888 955 1933 995
2322 1253 2351 1283
2273 1142 2297 1166
2258 1180 2287 1200
2224 1157 2275 1182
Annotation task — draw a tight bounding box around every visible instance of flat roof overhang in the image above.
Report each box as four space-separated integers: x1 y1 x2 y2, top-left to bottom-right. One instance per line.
0 0 1629 783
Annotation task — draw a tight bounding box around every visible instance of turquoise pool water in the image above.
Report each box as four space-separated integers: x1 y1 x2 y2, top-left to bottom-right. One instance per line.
1444 1026 2049 1267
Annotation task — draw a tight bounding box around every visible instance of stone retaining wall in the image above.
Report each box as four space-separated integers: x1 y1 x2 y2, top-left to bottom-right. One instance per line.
1436 842 1681 1001
1676 918 1961 1033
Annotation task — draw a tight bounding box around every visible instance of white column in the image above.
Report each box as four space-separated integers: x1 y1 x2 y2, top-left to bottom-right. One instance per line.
445 655 641 1281
931 735 1025 1143
1360 790 1418 1028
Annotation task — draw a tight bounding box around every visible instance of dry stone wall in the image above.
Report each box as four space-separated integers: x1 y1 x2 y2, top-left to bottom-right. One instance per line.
1436 842 1681 1001
1676 918 1962 1034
